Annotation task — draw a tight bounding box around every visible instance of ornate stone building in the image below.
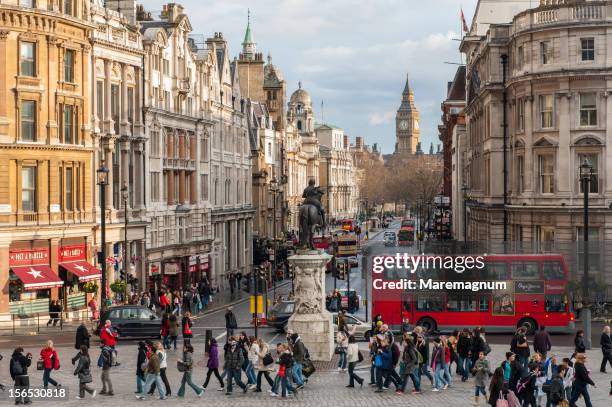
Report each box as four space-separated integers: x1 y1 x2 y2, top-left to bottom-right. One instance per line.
395 74 420 154
286 83 319 231
139 3 213 291
316 124 358 222
206 32 253 287
0 0 97 314
91 0 146 292
460 0 612 288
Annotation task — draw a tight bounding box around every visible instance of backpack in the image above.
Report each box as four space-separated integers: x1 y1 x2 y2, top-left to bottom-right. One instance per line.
11 357 24 376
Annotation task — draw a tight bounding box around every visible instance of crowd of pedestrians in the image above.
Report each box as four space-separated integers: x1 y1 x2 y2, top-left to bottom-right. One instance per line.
359 320 612 406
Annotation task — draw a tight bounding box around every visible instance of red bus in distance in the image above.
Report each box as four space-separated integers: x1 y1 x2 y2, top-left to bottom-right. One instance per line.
371 254 574 335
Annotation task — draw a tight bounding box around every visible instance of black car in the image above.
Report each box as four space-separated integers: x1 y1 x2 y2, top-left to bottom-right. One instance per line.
96 305 161 339
267 300 295 332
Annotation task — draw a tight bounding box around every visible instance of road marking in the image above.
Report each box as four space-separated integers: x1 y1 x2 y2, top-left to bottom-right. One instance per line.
215 332 227 341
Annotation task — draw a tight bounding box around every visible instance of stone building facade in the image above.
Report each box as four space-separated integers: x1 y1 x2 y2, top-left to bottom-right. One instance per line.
459 0 612 289
0 0 97 314
206 32 253 287
140 3 213 291
91 0 147 292
316 124 358 222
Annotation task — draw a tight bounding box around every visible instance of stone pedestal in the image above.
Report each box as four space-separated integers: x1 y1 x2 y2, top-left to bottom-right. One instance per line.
287 249 334 361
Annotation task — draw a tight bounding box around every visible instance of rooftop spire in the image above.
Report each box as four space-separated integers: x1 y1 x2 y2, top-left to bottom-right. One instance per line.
243 9 254 46
403 73 412 95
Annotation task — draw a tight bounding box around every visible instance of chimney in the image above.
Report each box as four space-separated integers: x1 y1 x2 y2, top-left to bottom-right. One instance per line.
343 135 349 150
167 3 184 23
107 1 137 26
355 136 363 149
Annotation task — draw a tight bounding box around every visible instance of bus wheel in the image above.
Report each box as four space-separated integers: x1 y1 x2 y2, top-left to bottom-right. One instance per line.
518 318 538 335
417 317 437 333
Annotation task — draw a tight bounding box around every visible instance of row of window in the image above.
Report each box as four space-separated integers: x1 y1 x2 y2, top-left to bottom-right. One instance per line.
515 92 598 132
516 37 595 67
400 294 566 313
19 0 77 16
20 164 82 213
20 42 76 82
514 152 599 195
19 101 78 143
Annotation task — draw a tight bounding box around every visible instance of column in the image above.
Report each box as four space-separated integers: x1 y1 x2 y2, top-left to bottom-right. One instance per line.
606 87 612 193
557 92 571 194
168 169 175 205
134 67 143 137
120 63 128 135
0 31 9 140
179 170 185 204
104 60 112 134
524 96 534 194
81 45 91 144
134 141 145 210
46 36 58 142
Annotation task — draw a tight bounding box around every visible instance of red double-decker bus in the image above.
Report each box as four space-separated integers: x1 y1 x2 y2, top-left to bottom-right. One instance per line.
397 226 415 246
371 254 575 334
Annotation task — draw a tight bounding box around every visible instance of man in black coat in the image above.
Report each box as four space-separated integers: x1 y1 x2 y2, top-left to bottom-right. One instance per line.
10 347 32 404
75 323 91 349
225 307 237 339
601 325 612 373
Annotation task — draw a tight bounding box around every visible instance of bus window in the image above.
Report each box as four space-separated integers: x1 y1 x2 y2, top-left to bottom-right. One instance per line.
483 262 507 280
543 261 564 280
402 300 411 312
544 294 566 312
446 294 476 312
478 295 490 312
510 261 539 280
416 295 444 312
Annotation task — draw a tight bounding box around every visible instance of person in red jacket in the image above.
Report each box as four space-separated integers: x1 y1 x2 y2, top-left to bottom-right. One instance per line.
40 339 61 389
159 291 170 313
100 320 119 366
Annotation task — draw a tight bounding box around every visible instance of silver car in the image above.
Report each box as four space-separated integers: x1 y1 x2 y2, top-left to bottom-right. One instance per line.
331 312 372 341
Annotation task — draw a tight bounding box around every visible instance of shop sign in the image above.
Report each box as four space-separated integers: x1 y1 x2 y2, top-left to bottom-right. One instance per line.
58 245 86 262
149 262 161 276
9 248 49 266
164 262 180 275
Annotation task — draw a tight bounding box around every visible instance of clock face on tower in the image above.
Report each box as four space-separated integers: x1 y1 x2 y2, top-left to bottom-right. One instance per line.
399 120 408 130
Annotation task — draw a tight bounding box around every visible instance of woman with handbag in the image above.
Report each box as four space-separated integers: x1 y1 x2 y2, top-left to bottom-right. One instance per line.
177 343 204 397
182 312 193 345
73 345 96 399
255 338 275 392
346 335 364 388
40 340 61 389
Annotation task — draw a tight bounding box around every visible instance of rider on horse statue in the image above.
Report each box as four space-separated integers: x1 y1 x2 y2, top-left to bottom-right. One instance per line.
302 179 325 229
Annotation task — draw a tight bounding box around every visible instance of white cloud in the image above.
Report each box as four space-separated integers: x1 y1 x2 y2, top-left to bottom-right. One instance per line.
368 111 395 126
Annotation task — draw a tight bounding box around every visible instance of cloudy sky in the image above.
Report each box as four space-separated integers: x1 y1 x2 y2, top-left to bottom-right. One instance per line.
145 0 477 154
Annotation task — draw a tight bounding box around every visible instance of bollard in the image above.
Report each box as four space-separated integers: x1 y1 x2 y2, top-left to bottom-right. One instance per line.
205 329 212 353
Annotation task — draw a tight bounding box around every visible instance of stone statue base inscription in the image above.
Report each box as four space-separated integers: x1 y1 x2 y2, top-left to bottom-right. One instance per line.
287 249 334 361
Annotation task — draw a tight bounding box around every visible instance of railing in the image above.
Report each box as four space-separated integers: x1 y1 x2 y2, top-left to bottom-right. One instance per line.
0 310 93 336
571 4 603 20
512 3 606 36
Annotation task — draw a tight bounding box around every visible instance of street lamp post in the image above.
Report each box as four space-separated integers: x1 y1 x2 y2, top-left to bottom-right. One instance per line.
97 163 109 311
580 159 594 349
121 182 129 304
270 178 279 303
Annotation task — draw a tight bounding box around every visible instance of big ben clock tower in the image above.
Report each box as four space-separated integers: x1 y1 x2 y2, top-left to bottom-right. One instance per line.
395 74 420 154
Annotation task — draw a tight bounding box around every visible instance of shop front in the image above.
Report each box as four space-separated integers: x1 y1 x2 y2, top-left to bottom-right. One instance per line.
188 254 210 286
9 247 64 315
57 244 101 312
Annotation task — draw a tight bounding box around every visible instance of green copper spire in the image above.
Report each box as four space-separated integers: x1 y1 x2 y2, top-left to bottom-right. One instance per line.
243 9 254 46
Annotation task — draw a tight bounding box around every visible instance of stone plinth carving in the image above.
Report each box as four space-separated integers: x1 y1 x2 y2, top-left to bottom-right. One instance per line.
287 249 334 361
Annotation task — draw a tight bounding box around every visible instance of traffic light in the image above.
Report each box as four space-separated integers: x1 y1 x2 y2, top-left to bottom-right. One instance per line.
336 262 345 280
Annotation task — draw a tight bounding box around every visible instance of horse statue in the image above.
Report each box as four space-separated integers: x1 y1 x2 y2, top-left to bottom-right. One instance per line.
299 180 326 249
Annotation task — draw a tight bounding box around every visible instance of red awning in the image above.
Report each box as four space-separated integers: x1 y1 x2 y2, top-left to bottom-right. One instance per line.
60 261 101 282
11 265 64 290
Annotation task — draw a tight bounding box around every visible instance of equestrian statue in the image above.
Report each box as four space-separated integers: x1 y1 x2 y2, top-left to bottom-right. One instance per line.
299 179 326 249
